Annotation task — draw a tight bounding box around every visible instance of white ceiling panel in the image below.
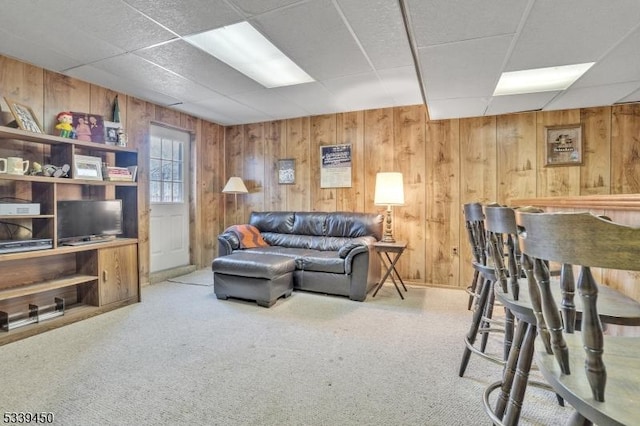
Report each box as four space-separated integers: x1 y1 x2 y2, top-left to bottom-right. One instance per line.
251 0 372 81
135 40 264 95
229 0 304 16
427 98 489 120
377 67 423 106
486 92 559 117
123 0 243 36
420 35 512 100
336 0 413 69
506 0 640 71
0 1 638 125
619 88 640 104
545 82 640 111
231 90 308 119
272 83 343 116
323 72 397 112
407 0 527 47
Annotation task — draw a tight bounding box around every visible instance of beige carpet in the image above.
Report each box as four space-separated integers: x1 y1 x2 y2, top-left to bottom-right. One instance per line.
0 269 571 425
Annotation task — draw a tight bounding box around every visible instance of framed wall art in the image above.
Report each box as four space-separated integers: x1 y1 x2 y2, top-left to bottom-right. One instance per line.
278 158 295 184
545 124 583 166
4 97 43 133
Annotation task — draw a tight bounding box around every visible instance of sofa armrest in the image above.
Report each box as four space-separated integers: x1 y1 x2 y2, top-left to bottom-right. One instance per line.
342 244 368 274
217 231 240 256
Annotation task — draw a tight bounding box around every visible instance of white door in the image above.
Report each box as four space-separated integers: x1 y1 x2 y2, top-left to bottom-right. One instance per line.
149 125 190 273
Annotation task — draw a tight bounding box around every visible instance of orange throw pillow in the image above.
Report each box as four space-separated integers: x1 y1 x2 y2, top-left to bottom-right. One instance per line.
227 224 269 249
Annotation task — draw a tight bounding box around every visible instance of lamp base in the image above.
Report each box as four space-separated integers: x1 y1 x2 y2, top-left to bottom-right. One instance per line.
380 235 396 243
381 206 395 243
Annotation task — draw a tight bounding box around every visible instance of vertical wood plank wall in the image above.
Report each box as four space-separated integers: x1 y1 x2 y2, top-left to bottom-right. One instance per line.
2 55 640 291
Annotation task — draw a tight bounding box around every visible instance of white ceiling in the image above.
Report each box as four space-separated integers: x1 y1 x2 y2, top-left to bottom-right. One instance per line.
1 0 639 125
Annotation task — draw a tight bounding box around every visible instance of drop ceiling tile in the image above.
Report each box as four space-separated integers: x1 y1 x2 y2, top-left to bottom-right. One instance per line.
230 90 308 118
0 5 124 68
420 35 512 100
251 0 371 81
377 67 423 106
229 0 303 16
406 0 526 47
171 102 238 126
58 1 176 52
124 0 243 35
427 97 489 120
65 64 182 107
506 0 640 71
191 96 271 125
544 82 640 111
88 54 221 103
273 82 343 116
619 87 640 103
336 0 413 69
322 72 396 111
486 92 559 116
135 40 264 95
572 27 640 88
0 29 82 72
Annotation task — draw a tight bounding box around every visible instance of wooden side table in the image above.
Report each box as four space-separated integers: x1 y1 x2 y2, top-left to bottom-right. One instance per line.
372 241 408 299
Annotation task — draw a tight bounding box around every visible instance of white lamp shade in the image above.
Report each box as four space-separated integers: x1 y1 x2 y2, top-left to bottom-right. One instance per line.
222 177 248 194
374 172 404 206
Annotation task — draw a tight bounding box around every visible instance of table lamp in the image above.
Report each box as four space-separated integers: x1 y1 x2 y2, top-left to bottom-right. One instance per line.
374 172 405 243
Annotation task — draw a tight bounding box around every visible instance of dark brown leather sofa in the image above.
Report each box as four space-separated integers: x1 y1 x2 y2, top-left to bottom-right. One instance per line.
216 211 383 302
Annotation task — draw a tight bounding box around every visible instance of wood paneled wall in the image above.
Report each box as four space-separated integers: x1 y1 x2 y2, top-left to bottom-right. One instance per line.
0 55 224 286
2 55 640 291
223 104 640 290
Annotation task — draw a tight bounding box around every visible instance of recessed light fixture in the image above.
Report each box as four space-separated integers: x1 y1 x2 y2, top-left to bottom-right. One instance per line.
493 62 595 96
184 21 314 88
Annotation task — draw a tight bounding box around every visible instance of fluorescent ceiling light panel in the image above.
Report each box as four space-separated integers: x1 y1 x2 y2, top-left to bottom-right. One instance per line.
184 21 314 88
493 63 595 96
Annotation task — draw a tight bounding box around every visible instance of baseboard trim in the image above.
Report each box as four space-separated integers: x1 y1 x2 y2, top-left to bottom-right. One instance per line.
149 265 197 284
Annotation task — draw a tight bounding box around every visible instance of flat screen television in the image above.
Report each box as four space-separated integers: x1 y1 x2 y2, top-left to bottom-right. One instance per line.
57 200 123 243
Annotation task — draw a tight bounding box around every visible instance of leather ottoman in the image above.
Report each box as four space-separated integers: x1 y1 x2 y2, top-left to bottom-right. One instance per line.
212 252 295 307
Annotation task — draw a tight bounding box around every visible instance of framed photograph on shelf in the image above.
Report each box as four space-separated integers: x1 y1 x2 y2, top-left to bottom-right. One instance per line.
71 112 104 143
73 154 103 181
3 97 43 133
545 124 583 166
278 159 295 184
103 120 122 145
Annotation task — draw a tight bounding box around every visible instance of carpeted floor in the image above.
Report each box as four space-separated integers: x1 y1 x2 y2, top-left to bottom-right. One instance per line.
0 269 571 425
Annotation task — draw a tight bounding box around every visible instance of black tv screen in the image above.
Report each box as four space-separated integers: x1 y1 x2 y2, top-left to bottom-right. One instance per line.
57 200 123 242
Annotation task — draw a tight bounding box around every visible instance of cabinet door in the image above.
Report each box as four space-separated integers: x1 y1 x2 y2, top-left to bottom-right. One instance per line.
99 244 138 306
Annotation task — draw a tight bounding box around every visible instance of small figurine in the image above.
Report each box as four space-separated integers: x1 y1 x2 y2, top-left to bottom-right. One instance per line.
117 127 127 146
55 112 75 139
42 163 70 178
29 161 43 176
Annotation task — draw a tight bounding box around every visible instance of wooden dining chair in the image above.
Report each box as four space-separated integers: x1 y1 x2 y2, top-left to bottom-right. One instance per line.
463 202 487 310
459 202 506 377
515 211 640 426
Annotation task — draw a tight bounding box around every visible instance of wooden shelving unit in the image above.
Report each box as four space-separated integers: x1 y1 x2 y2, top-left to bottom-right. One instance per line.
0 126 140 345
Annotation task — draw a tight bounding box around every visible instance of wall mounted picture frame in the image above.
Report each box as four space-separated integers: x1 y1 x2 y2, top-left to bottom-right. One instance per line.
71 112 104 143
4 97 43 133
278 158 295 184
545 124 583 166
73 154 103 181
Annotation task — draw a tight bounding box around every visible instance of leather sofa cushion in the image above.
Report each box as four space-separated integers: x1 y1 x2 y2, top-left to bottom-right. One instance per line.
242 247 345 274
325 212 383 240
249 211 295 233
292 212 327 235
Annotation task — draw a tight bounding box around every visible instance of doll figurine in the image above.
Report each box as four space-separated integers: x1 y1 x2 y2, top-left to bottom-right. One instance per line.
55 112 75 138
